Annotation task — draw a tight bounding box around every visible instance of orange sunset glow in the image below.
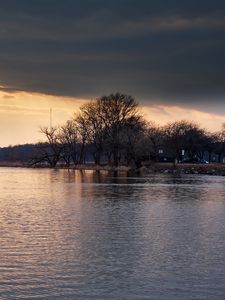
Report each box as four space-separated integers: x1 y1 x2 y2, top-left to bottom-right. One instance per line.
0 91 86 146
1 90 224 147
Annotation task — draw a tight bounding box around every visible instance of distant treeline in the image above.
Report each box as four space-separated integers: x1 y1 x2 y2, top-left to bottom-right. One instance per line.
1 93 225 167
0 144 38 162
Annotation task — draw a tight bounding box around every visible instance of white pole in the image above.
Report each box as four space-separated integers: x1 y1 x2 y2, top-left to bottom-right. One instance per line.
50 108 52 129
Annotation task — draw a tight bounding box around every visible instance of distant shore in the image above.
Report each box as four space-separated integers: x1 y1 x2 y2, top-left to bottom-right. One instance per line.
1 161 225 176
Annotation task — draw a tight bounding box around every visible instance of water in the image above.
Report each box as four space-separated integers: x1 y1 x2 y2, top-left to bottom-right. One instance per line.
1 168 225 300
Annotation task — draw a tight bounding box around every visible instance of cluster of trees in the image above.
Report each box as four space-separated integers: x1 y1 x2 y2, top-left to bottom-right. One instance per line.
33 93 225 168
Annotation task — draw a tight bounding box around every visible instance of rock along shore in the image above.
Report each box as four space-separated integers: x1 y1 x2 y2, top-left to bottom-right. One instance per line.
141 163 225 176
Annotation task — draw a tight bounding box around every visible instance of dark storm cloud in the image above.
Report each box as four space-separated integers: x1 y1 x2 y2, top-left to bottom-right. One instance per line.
0 0 225 108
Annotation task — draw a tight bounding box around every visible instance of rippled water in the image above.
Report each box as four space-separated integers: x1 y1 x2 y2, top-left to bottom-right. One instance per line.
1 168 225 299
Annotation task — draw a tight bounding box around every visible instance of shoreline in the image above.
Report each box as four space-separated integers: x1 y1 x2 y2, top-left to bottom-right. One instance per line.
1 162 225 176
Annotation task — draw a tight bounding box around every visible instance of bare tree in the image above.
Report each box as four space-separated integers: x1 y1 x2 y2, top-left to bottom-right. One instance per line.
118 117 146 167
76 93 143 166
163 120 206 164
36 126 62 167
75 114 90 164
97 93 142 166
213 122 225 163
59 120 79 166
142 122 164 162
78 101 106 164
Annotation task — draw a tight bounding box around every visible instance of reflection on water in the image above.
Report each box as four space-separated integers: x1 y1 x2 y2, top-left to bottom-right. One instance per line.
1 168 225 299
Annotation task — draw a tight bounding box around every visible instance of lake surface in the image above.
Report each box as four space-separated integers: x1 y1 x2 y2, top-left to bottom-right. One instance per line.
1 168 225 299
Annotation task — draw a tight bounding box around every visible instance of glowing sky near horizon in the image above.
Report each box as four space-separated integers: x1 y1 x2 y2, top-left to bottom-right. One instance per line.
0 91 86 146
1 90 224 147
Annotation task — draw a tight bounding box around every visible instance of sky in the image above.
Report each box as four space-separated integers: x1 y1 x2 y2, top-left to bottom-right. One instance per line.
1 0 225 146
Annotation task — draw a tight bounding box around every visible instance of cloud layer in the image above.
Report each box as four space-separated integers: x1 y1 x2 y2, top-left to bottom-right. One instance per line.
0 0 225 109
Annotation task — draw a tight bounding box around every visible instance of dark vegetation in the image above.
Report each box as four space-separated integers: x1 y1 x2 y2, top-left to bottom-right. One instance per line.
1 93 225 168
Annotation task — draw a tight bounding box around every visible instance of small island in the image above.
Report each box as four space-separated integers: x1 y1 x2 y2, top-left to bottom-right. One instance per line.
1 93 225 176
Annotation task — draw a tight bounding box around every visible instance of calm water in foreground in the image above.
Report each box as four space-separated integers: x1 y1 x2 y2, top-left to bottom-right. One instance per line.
1 168 225 299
